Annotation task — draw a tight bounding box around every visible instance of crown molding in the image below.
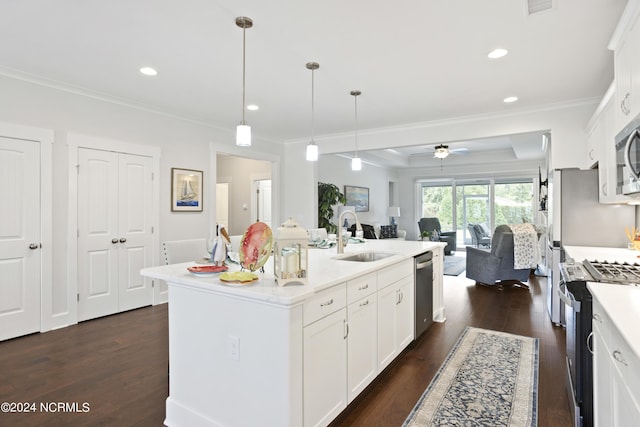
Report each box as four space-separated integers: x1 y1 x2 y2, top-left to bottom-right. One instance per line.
0 66 286 145
285 97 600 145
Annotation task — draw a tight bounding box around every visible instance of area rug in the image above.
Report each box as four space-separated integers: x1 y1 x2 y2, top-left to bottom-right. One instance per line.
443 256 466 276
403 327 539 427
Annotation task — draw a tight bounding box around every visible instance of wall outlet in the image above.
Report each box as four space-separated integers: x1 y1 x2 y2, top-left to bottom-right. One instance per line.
229 335 240 360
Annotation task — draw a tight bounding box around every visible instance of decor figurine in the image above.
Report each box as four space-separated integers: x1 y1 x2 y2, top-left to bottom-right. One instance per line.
210 224 231 266
273 218 308 286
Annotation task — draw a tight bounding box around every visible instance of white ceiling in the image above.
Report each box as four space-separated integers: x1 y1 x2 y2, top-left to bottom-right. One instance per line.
0 0 628 166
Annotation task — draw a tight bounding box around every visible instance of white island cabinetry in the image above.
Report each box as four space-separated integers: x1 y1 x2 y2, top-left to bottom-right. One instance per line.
141 240 445 427
377 259 414 371
346 272 378 402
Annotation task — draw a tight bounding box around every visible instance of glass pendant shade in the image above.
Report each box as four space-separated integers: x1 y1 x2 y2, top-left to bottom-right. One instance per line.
236 124 251 147
306 142 318 161
351 157 362 171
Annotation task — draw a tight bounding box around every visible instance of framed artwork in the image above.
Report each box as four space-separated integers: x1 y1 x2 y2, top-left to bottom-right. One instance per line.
344 185 369 212
171 168 203 212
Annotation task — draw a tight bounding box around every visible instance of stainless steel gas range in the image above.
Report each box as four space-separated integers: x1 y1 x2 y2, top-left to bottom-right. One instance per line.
559 259 640 427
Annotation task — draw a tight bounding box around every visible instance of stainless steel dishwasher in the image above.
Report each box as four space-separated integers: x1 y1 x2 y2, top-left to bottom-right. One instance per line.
415 251 433 338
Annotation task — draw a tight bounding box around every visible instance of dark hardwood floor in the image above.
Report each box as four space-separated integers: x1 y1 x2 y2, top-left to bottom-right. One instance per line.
0 269 571 427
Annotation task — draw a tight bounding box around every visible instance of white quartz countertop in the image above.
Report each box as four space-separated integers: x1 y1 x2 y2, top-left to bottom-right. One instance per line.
587 282 640 360
563 245 640 264
141 239 446 306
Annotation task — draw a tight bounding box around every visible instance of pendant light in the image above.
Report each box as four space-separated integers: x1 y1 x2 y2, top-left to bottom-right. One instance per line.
350 90 362 171
236 16 253 147
306 62 319 161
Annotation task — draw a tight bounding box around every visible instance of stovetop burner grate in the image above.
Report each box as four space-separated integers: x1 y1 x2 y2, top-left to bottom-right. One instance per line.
584 260 640 284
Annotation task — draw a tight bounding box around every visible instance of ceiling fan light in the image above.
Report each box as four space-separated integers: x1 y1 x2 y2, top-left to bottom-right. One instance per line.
351 157 362 171
306 142 318 161
236 124 251 146
434 145 450 159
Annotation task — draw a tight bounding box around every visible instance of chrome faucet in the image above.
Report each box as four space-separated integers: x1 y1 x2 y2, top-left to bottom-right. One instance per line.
337 210 362 254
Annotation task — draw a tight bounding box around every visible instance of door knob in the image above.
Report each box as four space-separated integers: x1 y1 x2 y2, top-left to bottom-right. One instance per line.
112 238 119 244
29 243 39 250
119 238 127 243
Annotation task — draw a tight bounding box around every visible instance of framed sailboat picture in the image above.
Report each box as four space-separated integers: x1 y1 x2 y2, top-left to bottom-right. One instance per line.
171 168 203 212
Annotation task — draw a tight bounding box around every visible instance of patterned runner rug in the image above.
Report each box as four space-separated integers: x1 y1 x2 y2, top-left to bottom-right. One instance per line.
403 327 539 427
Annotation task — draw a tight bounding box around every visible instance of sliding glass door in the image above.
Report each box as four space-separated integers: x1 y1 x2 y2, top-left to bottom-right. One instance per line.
456 183 490 246
420 184 454 232
420 179 534 248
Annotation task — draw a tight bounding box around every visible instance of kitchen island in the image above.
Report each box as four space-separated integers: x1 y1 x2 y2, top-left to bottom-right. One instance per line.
141 239 446 427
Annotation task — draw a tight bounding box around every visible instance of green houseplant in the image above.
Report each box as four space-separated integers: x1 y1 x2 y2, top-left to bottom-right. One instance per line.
318 182 346 234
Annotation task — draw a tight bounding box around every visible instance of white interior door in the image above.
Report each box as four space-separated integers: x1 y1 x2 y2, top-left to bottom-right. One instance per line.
78 149 153 321
255 179 272 227
78 148 119 321
117 153 153 311
216 182 230 229
0 137 41 341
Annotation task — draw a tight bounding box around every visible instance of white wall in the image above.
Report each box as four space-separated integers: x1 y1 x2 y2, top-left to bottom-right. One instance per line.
0 75 282 330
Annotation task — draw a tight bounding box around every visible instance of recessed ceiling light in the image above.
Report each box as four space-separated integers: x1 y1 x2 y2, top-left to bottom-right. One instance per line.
139 67 158 76
247 104 259 111
503 96 518 103
488 48 508 59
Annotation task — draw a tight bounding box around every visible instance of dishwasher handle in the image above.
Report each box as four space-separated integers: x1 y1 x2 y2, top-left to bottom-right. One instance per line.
416 260 433 270
415 252 433 270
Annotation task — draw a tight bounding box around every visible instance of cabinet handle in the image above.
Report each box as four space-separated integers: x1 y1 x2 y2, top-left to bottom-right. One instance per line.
586 332 594 355
589 149 594 160
396 290 403 305
358 284 369 291
119 237 127 243
28 243 39 250
320 298 334 307
601 183 607 197
613 350 628 366
343 319 349 339
593 313 603 323
359 299 369 307
112 238 119 244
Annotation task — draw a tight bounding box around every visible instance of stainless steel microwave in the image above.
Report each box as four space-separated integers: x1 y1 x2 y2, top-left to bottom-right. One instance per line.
616 113 640 196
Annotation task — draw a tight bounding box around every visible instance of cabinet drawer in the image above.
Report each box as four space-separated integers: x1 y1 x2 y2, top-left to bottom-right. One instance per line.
347 273 377 304
608 319 640 405
377 258 414 289
304 284 347 326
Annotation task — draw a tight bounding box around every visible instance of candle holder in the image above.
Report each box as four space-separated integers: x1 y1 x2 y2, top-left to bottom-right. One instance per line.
274 218 309 286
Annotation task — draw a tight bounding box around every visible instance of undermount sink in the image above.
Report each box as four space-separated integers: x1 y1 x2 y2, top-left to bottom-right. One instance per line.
335 251 396 262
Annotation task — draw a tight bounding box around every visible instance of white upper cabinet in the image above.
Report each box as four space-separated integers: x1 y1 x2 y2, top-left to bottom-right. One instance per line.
594 85 631 203
613 2 640 133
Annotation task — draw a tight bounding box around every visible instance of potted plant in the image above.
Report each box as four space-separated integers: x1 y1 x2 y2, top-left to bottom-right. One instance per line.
318 182 346 234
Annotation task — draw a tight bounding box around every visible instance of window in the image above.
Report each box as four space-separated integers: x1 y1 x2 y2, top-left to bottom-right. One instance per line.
421 184 454 231
420 178 534 247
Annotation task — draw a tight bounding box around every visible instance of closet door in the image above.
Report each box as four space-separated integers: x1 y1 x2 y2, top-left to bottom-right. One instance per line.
117 153 153 311
0 137 41 340
77 148 119 321
78 149 153 321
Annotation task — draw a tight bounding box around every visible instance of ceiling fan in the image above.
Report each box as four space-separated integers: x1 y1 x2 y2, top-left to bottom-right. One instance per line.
432 144 469 159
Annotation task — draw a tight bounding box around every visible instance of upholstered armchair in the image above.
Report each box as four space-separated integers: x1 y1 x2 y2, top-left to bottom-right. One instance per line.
465 224 530 289
418 217 457 255
467 223 491 248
